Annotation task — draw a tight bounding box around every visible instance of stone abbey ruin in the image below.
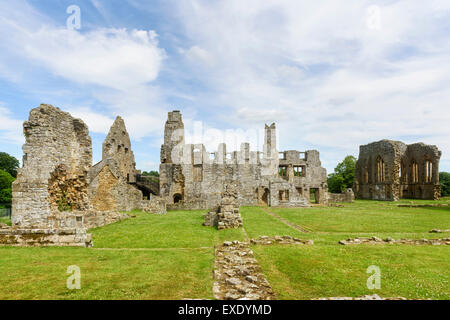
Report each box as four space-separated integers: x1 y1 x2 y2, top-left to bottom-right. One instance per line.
159 110 334 210
354 140 442 201
0 104 443 247
1 104 165 246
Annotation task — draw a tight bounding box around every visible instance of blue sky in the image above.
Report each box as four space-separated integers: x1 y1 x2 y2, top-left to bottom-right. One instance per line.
0 0 449 173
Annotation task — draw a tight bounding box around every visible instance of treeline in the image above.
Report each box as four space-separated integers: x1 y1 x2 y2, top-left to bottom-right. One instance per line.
0 152 19 207
141 170 159 177
327 155 450 197
440 172 450 197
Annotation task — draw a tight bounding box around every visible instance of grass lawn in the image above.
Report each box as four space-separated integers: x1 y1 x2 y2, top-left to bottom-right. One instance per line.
0 216 11 225
270 200 450 234
0 247 214 300
0 200 448 300
91 210 245 248
252 245 449 300
240 201 449 300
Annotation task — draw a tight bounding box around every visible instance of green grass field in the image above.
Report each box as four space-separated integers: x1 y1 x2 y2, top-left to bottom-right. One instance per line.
0 216 11 225
0 199 448 300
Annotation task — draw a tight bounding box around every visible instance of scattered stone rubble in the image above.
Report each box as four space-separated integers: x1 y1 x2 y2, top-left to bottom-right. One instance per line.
429 229 450 233
213 241 275 300
315 294 407 300
0 228 92 247
250 235 313 246
338 236 450 245
204 183 243 230
399 204 450 208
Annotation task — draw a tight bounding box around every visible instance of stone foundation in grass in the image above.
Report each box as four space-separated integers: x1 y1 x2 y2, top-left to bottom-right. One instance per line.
250 235 314 246
0 228 92 247
338 236 450 245
398 204 450 208
213 241 275 300
429 229 450 233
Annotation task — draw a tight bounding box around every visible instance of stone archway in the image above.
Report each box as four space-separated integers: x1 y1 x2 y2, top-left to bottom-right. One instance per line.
173 193 183 204
262 188 270 206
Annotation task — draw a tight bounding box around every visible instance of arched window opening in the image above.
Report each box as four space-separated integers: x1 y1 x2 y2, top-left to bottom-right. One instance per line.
376 157 385 183
399 162 406 184
364 169 369 183
425 160 433 183
411 160 419 183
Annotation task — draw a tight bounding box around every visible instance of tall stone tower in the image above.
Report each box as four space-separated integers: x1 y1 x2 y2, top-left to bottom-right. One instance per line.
159 111 186 203
102 116 137 183
160 110 185 164
261 123 278 176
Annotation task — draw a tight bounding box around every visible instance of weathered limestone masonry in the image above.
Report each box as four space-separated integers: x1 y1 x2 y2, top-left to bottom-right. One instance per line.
250 235 314 245
88 117 143 212
12 104 92 228
0 227 92 247
160 110 329 210
1 104 165 247
327 188 355 203
2 105 94 246
213 237 313 300
354 140 442 201
338 236 450 245
88 116 166 214
203 182 243 229
213 241 276 300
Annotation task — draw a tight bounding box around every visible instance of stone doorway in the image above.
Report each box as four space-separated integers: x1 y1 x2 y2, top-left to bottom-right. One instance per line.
262 188 270 206
173 193 183 204
310 188 320 204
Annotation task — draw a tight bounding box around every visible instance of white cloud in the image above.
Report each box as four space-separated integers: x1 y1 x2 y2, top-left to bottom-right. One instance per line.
22 28 165 90
91 85 167 140
0 106 24 145
0 0 168 146
68 107 115 134
185 45 215 67
0 0 165 91
172 0 450 171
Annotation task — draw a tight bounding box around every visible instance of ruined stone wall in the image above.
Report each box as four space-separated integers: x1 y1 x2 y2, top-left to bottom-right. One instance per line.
0 228 92 247
401 143 441 200
278 149 328 204
328 188 355 203
159 111 328 210
354 140 401 201
9 104 168 247
355 140 441 201
12 104 93 228
88 118 144 212
139 197 167 214
203 182 243 229
88 159 142 212
102 116 138 183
